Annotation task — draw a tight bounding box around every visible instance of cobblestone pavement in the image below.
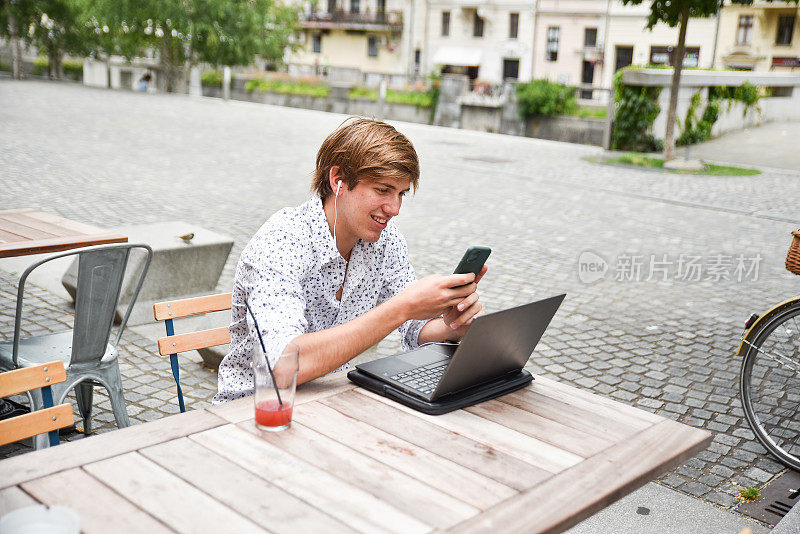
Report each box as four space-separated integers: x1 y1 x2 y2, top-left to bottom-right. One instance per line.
2 80 800 519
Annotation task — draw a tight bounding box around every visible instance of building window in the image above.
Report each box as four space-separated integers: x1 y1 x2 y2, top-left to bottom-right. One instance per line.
441 11 450 37
312 34 321 53
584 28 597 47
368 36 378 57
777 15 795 45
509 13 519 39
502 58 519 80
414 49 421 73
473 12 484 37
328 0 336 13
546 26 559 61
351 0 359 13
736 15 754 45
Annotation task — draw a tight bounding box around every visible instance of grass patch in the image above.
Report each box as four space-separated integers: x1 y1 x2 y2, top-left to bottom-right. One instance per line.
601 153 760 176
739 486 761 502
567 106 607 119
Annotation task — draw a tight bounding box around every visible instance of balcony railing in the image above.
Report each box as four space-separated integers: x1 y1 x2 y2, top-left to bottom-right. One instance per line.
301 10 403 31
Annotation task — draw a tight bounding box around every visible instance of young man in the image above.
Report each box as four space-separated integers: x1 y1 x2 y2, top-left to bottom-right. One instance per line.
213 118 485 403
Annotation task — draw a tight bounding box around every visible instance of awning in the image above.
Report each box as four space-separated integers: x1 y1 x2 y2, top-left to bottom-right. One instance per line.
432 47 482 66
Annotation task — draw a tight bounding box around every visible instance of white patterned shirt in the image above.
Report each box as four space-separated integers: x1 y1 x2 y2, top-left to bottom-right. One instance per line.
213 196 428 403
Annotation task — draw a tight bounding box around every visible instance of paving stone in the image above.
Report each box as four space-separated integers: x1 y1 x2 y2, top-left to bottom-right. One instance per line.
2 80 798 512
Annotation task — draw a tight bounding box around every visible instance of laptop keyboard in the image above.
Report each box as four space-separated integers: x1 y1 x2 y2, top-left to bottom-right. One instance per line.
391 361 448 396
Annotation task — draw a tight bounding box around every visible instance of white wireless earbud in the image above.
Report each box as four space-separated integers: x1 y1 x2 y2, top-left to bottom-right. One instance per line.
333 179 343 249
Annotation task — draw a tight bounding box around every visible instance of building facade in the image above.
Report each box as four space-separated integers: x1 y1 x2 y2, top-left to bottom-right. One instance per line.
715 1 800 71
422 0 536 84
286 0 427 86
532 0 719 100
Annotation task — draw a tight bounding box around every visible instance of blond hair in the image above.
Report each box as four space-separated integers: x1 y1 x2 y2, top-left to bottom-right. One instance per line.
312 118 419 199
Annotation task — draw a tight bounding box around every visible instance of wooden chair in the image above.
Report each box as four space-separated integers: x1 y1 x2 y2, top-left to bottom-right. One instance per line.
0 361 74 447
154 293 232 412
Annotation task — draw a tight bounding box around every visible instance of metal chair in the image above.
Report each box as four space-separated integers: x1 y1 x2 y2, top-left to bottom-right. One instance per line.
0 243 152 444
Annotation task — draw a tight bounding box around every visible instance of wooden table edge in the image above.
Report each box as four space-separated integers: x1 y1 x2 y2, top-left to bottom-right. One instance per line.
0 233 129 258
446 419 712 534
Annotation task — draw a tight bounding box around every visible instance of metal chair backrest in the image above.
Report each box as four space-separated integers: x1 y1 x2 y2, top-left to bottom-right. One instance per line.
10 243 153 367
153 293 232 412
0 361 74 446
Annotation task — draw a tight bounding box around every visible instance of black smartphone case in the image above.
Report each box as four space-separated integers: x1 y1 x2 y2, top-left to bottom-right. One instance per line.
347 369 533 415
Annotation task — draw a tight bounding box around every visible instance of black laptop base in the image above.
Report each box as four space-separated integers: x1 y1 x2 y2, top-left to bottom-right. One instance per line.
347 369 533 415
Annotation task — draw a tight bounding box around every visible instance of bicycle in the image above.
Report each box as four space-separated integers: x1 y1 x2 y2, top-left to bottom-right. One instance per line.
738 230 800 470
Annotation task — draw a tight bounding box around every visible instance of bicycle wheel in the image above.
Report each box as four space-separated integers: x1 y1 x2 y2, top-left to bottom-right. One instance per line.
740 300 800 471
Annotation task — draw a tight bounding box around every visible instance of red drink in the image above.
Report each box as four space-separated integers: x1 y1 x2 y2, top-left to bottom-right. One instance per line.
255 399 293 429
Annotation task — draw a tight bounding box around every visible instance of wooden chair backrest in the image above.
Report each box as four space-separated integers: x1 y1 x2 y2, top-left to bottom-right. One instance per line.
154 292 232 356
0 361 74 446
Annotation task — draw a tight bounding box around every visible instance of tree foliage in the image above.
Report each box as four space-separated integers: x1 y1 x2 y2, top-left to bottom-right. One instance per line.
87 0 299 91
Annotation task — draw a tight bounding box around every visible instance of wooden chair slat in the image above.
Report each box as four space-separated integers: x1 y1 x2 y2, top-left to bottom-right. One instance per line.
157 327 230 356
153 293 232 321
0 361 66 398
0 404 74 446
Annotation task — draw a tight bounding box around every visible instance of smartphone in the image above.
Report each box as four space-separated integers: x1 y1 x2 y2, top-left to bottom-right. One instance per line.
454 246 491 279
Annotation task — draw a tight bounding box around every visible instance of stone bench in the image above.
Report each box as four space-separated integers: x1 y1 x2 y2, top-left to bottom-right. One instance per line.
62 222 234 326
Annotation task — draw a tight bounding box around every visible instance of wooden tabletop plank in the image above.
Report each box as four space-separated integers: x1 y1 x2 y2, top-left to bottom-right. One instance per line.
141 437 353 534
295 400 514 510
449 419 712 534
354 388 583 473
497 388 646 443
22 467 175 534
0 218 59 240
0 211 87 238
241 419 478 530
0 227 28 243
191 424 430 534
0 486 38 516
0 408 227 489
22 210 109 235
84 452 267 534
321 390 551 491
533 376 663 425
464 399 615 458
208 371 355 424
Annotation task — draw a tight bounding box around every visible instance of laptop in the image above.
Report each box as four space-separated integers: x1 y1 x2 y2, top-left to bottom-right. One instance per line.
352 294 565 406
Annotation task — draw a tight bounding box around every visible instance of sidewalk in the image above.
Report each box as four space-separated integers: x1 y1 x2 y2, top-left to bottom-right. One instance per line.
676 121 800 173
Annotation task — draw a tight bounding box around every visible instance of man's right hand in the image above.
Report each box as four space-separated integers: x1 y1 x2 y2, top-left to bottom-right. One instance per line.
394 273 477 321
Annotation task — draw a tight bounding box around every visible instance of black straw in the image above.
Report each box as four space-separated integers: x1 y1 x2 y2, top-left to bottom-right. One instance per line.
245 301 283 407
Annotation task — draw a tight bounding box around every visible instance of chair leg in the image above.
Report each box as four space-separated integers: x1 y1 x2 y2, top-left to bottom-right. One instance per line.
75 382 94 435
103 368 130 428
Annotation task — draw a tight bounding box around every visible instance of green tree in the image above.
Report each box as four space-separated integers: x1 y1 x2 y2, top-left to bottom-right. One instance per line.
618 0 798 161
88 0 298 92
28 0 96 79
0 0 36 79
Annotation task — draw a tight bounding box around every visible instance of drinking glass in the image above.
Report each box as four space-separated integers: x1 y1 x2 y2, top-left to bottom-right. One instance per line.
253 342 299 432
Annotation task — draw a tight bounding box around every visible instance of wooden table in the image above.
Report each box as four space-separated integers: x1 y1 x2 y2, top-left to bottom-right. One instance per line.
0 209 127 258
0 373 711 534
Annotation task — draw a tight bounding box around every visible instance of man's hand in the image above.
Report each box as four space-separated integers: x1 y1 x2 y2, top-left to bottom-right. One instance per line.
394 272 478 321
442 265 487 340
416 266 488 344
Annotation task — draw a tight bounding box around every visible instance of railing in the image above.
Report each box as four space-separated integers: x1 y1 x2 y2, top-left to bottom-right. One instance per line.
302 10 403 29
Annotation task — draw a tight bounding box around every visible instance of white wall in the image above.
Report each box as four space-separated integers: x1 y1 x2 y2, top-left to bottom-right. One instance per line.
425 1 535 83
